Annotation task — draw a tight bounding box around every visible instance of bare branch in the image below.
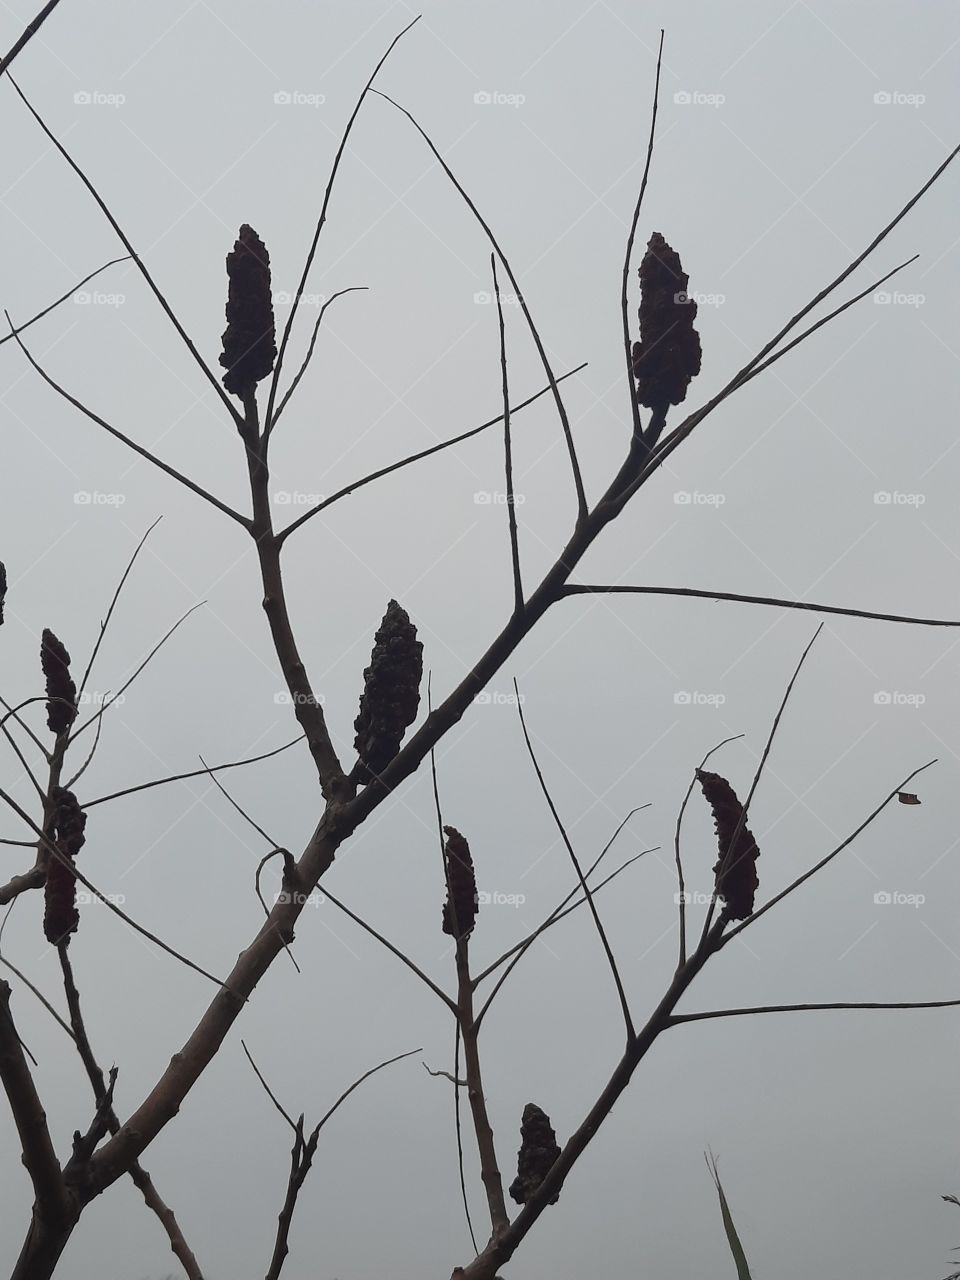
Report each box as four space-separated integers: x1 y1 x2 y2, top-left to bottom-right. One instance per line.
0 0 66 77
371 89 588 525
514 680 634 1038
9 324 249 527
671 999 960 1026
5 74 245 428
263 16 421 436
241 1040 298 1133
269 286 368 429
0 257 130 348
561 584 960 628
276 364 587 545
491 257 523 614
453 1023 479 1253
621 29 665 443
722 759 937 946
84 735 303 809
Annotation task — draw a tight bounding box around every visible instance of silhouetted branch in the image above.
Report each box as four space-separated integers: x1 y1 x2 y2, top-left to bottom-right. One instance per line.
0 257 130 347
491 257 523 614
0 0 66 77
269 286 368 429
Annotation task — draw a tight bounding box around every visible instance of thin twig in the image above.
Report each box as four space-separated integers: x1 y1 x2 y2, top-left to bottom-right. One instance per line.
6 74 245 428
674 736 744 967
371 89 588 525
270 286 368 428
514 679 634 1038
491 256 523 614
453 1021 478 1253
561 584 960 628
670 998 960 1025
9 324 249 527
621 29 664 443
0 0 65 77
84 735 303 809
0 257 130 347
263 16 421 437
276 364 587 545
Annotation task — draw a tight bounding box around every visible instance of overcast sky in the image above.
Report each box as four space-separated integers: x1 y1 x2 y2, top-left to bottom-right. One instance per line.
1 2 959 1277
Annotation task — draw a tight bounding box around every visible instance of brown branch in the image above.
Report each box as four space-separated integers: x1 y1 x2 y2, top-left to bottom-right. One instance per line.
561 584 960 628
263 16 421 436
453 1022 479 1253
9 324 249 527
670 998 960 1026
0 257 130 347
0 0 65 77
621 29 664 443
275 364 587 545
0 979 71 1227
58 946 204 1279
371 88 588 525
514 680 634 1038
456 939 510 1242
5 74 245 429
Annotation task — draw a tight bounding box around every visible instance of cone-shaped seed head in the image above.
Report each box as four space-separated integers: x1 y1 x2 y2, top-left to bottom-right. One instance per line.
353 599 423 781
509 1102 561 1206
631 231 702 410
441 825 477 939
40 629 77 735
219 224 277 398
696 768 760 920
0 561 6 625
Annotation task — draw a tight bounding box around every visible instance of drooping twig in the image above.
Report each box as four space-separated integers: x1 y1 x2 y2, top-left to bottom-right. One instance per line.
6 74 245 428
84 735 303 809
269 286 368 429
0 257 130 347
560 584 960 629
371 89 588 525
9 324 249 527
671 996 960 1026
263 16 421 437
514 680 634 1038
275 365 587 545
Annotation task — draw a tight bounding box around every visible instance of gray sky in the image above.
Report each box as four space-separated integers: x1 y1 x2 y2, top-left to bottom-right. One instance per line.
1 1 959 1277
